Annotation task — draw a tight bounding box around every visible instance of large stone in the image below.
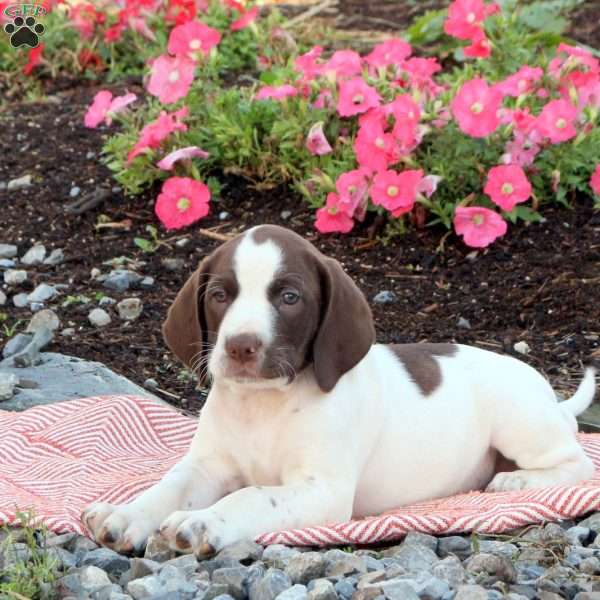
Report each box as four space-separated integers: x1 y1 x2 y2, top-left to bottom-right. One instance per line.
212 566 250 599
80 565 113 593
250 568 292 600
0 244 18 258
403 531 438 553
384 542 439 573
285 552 326 584
217 540 264 564
0 352 161 411
2 333 32 359
307 578 336 600
27 308 60 332
465 552 517 583
262 545 301 569
103 269 144 292
144 534 176 563
4 269 27 285
117 298 143 321
27 283 57 304
454 585 488 600
578 513 600 533
7 174 32 190
437 536 472 560
44 248 65 265
80 547 131 579
276 583 308 600
432 555 466 588
323 549 367 577
21 244 46 265
0 372 18 401
89 308 112 327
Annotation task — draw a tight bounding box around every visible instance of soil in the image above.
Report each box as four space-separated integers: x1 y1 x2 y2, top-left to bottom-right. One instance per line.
1 82 599 419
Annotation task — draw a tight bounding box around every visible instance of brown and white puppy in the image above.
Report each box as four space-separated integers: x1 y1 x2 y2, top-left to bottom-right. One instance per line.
83 225 596 556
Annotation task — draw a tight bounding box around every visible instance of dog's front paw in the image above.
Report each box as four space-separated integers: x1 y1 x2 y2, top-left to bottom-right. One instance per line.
160 510 230 558
486 471 530 492
82 502 159 553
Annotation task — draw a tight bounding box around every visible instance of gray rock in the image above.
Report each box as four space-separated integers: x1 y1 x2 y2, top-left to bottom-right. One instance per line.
144 534 176 563
566 526 590 546
161 554 198 577
4 269 28 285
7 174 32 190
27 283 57 303
478 540 518 558
404 531 438 553
204 584 232 600
81 547 131 578
61 327 76 337
175 238 190 248
144 378 158 390
69 535 99 554
21 244 46 265
0 259 16 269
128 558 161 580
573 594 600 600
12 292 29 308
100 296 117 307
0 352 161 410
11 324 54 367
414 575 450 599
578 513 600 533
81 565 113 592
140 276 155 288
47 546 78 570
0 244 18 258
432 555 466 588
161 258 185 272
219 211 231 220
579 557 600 575
373 290 397 304
454 585 488 600
127 575 164 599
158 565 198 596
457 317 471 329
117 298 143 321
334 579 355 600
217 540 264 564
3 333 33 358
212 566 250 599
27 308 60 333
0 372 18 401
285 552 326 584
30 301 44 312
89 308 112 327
465 552 517 583
280 210 292 220
44 248 65 265
361 579 419 600
262 545 301 569
384 543 438 573
0 290 6 305
103 270 144 292
70 186 81 197
437 536 472 560
357 571 386 589
46 531 78 547
277 583 308 600
306 578 336 600
250 568 292 600
323 549 367 577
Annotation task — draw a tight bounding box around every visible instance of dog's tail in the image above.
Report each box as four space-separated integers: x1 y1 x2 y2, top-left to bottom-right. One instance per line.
560 367 597 416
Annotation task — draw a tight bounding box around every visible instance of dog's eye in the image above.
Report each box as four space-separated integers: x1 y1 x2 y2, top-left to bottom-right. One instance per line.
281 290 300 305
210 288 227 303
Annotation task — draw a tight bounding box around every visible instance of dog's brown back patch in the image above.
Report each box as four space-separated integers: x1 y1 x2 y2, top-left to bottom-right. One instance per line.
389 343 457 396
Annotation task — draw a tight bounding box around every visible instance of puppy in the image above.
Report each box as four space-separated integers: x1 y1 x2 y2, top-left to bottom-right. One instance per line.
83 224 596 556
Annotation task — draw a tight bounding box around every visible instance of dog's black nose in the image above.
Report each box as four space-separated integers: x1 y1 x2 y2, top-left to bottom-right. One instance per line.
225 334 263 363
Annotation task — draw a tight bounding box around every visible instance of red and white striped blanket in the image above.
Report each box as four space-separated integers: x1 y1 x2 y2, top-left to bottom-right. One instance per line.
1 395 599 547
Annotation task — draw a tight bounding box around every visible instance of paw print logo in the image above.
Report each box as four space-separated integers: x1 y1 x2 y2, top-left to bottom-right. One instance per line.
4 15 45 48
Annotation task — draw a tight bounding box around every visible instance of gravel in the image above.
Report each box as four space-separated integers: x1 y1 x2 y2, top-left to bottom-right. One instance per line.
117 297 144 321
21 244 46 265
0 244 18 258
4 269 28 285
89 308 112 327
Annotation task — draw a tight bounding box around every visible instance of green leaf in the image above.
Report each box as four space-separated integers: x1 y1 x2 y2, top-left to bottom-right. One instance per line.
134 237 154 252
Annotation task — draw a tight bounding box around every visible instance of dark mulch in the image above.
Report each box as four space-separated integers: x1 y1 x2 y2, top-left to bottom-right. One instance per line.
1 83 599 417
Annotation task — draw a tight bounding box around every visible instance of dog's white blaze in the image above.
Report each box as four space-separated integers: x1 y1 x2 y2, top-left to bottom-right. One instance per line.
212 229 282 365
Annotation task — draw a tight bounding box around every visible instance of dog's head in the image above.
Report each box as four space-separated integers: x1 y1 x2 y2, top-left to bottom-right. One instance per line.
162 225 375 393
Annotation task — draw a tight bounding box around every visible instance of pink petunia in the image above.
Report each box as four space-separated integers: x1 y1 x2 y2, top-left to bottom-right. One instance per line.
370 169 423 216
155 176 211 230
417 175 443 198
147 54 195 104
168 20 221 59
294 46 323 82
354 121 397 172
313 89 334 109
389 95 421 149
337 78 381 117
231 6 258 31
84 91 113 128
365 38 412 69
495 65 543 97
484 165 532 211
451 77 502 138
255 84 298 101
501 133 540 168
335 169 370 216
536 99 578 143
463 29 491 59
128 107 189 162
453 206 507 248
129 16 156 41
590 165 600 196
315 193 354 234
444 0 499 40
323 50 362 79
157 146 210 170
306 122 333 156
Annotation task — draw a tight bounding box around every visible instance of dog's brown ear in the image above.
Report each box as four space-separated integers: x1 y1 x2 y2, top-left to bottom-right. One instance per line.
313 257 375 393
162 259 210 379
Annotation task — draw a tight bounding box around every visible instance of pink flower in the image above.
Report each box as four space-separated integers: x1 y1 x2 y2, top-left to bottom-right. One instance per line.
23 43 44 76
128 107 189 162
155 177 211 230
84 91 137 128
484 165 532 211
444 0 499 40
451 78 502 138
536 99 578 143
354 121 397 172
313 89 334 109
502 133 540 168
463 29 491 58
157 146 210 170
337 78 381 117
495 65 543 97
306 122 333 156
147 54 195 104
365 38 412 69
323 50 362 79
168 20 221 59
389 95 421 149
104 24 124 43
255 84 298 101
417 175 442 198
335 169 370 216
294 46 323 82
231 6 258 31
590 165 600 196
315 193 354 233
453 206 507 248
370 169 423 216
129 16 156 41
